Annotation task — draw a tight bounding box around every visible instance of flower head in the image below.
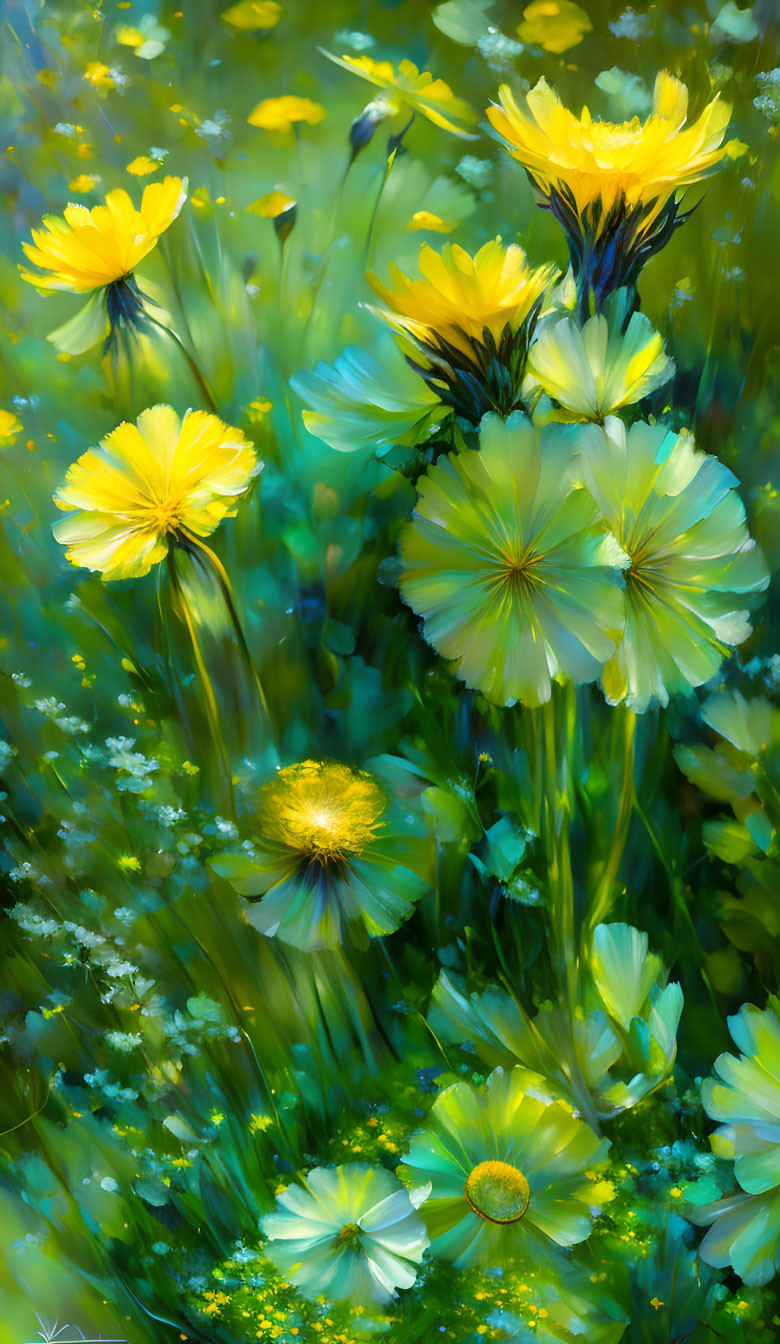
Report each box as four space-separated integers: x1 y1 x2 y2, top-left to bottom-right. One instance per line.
488 73 731 315
52 404 259 580
20 177 186 353
692 1000 780 1284
0 409 22 446
210 758 432 950
399 1066 612 1267
20 177 186 294
322 51 477 138
261 1163 429 1303
247 96 326 133
576 417 769 712
399 413 626 707
516 0 592 54
368 239 558 420
529 298 673 421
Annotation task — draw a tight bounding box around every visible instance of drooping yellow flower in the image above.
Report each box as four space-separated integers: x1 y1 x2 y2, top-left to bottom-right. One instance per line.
368 239 557 363
322 52 477 138
367 239 557 420
0 410 22 446
52 405 259 581
19 177 186 294
247 95 326 133
488 72 730 230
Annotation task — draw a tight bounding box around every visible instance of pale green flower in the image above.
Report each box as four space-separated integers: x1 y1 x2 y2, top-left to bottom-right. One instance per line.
291 338 443 455
528 303 673 421
576 417 769 712
260 1162 429 1303
429 922 681 1123
398 1065 613 1268
693 1000 780 1284
399 412 626 707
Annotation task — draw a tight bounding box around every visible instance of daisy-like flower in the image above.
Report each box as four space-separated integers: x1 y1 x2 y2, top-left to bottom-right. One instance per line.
398 1066 613 1268
209 758 432 950
322 51 477 139
399 412 626 708
692 1000 780 1284
261 1163 429 1304
19 177 186 354
368 239 558 421
528 298 673 422
576 417 769 712
52 404 259 581
488 72 731 318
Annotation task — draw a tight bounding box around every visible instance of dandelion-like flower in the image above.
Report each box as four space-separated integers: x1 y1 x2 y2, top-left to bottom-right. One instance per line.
368 239 558 421
528 298 673 421
210 759 432 950
260 1163 430 1304
247 96 326 133
322 51 477 139
20 177 187 353
576 417 769 712
399 412 626 707
692 1000 780 1284
399 1066 613 1268
52 404 259 580
488 72 731 316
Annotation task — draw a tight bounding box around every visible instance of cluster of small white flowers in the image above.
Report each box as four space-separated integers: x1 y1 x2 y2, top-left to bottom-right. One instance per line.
477 30 524 73
63 922 107 949
105 1030 143 1053
0 740 17 769
8 903 60 937
609 8 652 39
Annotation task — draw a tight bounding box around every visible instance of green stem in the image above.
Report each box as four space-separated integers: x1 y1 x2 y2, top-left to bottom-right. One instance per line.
588 705 636 931
541 693 576 1011
147 314 218 413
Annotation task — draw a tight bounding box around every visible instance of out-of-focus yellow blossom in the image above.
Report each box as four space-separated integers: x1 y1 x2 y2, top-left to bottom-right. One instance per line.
516 1 592 54
368 238 557 362
67 175 98 194
0 410 22 445
247 190 295 218
83 61 117 89
52 405 260 581
488 71 731 238
221 0 281 29
406 211 452 233
19 177 186 293
247 96 326 132
126 156 159 176
322 51 478 138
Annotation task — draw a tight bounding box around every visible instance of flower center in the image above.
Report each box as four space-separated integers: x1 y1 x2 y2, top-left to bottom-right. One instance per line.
464 1161 530 1224
335 1221 362 1246
259 761 386 865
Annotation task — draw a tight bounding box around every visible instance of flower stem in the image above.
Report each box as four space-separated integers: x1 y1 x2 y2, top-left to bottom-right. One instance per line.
147 314 219 414
588 704 636 932
166 549 234 810
540 691 577 1012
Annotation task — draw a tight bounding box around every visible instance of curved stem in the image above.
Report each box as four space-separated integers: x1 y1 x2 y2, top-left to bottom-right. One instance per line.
147 314 219 413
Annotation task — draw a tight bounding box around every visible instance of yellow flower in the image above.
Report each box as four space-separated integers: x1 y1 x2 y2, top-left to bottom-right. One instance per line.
259 761 386 865
322 52 477 138
83 61 118 89
369 239 557 362
52 405 259 581
406 211 451 233
516 1 592 54
489 72 730 229
221 0 281 29
488 72 731 316
126 156 159 176
247 96 326 133
67 174 98 194
247 190 295 218
0 409 22 445
20 177 186 294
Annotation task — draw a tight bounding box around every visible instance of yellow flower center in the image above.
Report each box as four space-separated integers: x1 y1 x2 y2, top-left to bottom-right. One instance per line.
335 1221 362 1246
259 761 386 865
464 1161 530 1224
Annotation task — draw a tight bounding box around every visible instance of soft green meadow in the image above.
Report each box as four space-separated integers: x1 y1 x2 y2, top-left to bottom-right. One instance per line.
1 1 779 1342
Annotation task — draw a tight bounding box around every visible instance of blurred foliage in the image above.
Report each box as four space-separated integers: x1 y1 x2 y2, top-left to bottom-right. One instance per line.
0 0 779 1341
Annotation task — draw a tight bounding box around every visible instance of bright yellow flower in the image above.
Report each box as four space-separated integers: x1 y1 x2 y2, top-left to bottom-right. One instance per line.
83 61 117 89
247 96 326 132
406 211 451 233
322 52 477 138
516 1 592 54
0 409 22 445
126 155 159 176
19 177 186 294
52 405 259 581
67 174 98 194
247 190 295 218
259 761 386 865
488 71 730 235
221 0 281 29
368 238 557 363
